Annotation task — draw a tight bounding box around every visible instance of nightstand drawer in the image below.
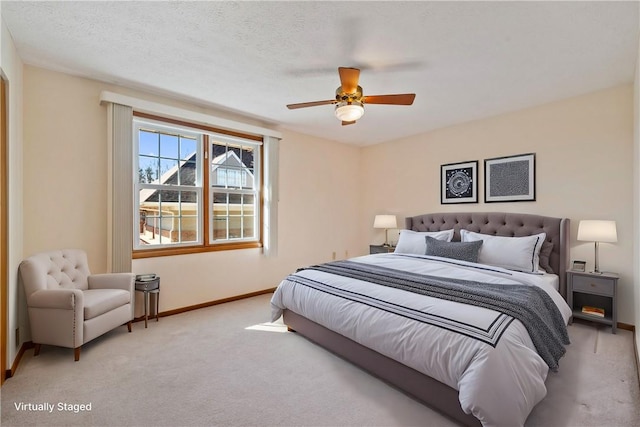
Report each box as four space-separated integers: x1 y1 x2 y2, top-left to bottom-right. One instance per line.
135 279 160 291
571 275 614 296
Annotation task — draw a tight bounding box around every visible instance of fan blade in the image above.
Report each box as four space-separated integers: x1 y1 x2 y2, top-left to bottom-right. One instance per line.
286 100 336 110
363 94 416 105
342 120 356 126
338 67 360 94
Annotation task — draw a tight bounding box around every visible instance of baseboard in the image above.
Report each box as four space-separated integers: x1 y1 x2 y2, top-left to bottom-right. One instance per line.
133 287 276 322
634 328 640 392
618 322 635 332
4 341 34 380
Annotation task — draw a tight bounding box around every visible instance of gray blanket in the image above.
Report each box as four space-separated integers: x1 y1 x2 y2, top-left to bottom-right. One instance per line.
302 259 570 371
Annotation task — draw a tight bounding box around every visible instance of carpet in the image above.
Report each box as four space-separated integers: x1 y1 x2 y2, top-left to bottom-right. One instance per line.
1 293 638 426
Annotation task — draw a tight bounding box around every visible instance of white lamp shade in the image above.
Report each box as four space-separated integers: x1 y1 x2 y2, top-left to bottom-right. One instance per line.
577 220 617 243
373 215 397 229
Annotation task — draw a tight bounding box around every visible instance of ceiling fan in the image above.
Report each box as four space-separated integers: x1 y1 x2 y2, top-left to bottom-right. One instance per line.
286 67 416 126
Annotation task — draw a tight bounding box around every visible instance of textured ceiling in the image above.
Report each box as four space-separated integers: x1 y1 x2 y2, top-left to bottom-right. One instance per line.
2 1 638 146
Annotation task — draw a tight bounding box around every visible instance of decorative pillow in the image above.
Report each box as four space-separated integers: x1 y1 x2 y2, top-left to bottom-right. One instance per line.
394 229 455 255
460 230 547 273
424 236 483 263
538 241 554 274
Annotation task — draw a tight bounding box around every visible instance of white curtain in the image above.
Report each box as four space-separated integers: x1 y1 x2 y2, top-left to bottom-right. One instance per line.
263 136 280 257
107 103 133 273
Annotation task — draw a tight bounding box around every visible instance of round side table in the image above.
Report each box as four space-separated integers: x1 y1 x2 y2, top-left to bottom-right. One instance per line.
134 277 160 328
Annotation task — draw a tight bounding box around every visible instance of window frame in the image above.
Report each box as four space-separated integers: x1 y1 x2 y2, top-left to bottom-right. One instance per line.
208 133 262 245
132 112 263 259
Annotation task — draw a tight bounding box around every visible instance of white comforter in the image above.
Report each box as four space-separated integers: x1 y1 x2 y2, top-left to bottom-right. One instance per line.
270 253 572 427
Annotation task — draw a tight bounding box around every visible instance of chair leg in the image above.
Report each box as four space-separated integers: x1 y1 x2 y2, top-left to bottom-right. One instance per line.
127 321 132 333
34 343 41 356
74 347 81 362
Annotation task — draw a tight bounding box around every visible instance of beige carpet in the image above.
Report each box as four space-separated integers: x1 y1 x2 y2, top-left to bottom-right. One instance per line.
1 293 639 427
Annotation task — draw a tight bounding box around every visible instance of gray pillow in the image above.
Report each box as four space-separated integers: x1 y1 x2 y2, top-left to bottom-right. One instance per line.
425 236 483 263
539 241 554 274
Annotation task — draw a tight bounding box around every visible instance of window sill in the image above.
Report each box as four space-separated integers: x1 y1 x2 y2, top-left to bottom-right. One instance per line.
133 242 262 259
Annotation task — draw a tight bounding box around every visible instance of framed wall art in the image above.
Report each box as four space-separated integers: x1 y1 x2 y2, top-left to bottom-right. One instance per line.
484 153 536 203
441 160 478 204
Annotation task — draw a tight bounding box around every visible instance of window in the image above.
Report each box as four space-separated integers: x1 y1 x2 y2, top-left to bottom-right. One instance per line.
210 137 260 242
133 115 262 255
135 121 202 248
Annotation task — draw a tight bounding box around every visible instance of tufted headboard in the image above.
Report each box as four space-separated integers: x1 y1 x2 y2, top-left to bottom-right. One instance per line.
405 212 570 298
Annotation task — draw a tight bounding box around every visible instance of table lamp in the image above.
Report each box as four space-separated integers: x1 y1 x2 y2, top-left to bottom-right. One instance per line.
373 215 397 247
577 220 617 274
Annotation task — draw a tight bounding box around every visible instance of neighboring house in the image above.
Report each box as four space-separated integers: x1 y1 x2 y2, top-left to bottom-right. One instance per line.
139 150 254 244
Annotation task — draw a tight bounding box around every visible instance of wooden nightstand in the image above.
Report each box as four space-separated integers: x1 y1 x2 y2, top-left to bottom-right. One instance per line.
370 245 395 254
567 271 618 333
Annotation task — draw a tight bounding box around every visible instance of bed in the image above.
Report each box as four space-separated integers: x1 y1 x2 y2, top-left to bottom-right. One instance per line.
271 212 571 427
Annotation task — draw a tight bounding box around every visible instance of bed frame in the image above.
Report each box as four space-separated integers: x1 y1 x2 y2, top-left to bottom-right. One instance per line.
283 212 570 427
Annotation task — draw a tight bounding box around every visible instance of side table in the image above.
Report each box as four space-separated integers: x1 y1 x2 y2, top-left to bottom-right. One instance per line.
370 244 396 254
135 277 160 328
566 270 617 333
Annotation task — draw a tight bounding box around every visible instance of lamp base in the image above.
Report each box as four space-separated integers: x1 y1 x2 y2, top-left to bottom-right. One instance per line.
592 242 603 275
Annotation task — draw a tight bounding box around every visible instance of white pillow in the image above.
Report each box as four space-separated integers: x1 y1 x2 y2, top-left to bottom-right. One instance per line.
394 229 454 255
460 230 546 273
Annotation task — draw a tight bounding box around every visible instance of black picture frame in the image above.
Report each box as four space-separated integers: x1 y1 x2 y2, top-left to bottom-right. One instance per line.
440 160 478 204
484 153 536 202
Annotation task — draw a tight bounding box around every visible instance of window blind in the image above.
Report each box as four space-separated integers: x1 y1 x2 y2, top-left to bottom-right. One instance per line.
108 103 133 272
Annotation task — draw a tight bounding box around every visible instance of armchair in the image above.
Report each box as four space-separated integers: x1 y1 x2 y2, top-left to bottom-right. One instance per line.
19 249 135 361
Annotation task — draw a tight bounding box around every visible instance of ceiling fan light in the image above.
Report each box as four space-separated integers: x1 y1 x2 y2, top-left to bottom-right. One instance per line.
335 101 364 122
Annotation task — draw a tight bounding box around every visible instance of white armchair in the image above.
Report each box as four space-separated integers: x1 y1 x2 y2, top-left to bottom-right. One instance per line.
19 249 135 361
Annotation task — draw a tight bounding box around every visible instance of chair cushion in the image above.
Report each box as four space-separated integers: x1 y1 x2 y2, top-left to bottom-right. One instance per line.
83 289 131 320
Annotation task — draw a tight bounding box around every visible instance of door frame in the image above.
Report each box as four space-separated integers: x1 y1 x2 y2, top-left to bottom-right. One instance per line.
1 76 8 385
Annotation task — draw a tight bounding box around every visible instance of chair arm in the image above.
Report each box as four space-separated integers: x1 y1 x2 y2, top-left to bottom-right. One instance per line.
28 288 84 310
88 273 135 293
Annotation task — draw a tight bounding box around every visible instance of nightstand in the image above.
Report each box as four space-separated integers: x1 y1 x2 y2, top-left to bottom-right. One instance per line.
567 271 618 333
370 245 395 254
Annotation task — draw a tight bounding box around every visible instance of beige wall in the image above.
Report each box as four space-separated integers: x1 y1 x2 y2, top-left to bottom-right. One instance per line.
23 67 109 272
1 18 25 369
22 66 363 319
361 85 635 324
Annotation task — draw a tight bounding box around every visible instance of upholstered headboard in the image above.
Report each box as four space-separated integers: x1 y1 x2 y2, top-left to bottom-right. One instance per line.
405 212 570 298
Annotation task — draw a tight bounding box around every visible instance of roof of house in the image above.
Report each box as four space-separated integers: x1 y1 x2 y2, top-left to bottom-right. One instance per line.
140 148 254 205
